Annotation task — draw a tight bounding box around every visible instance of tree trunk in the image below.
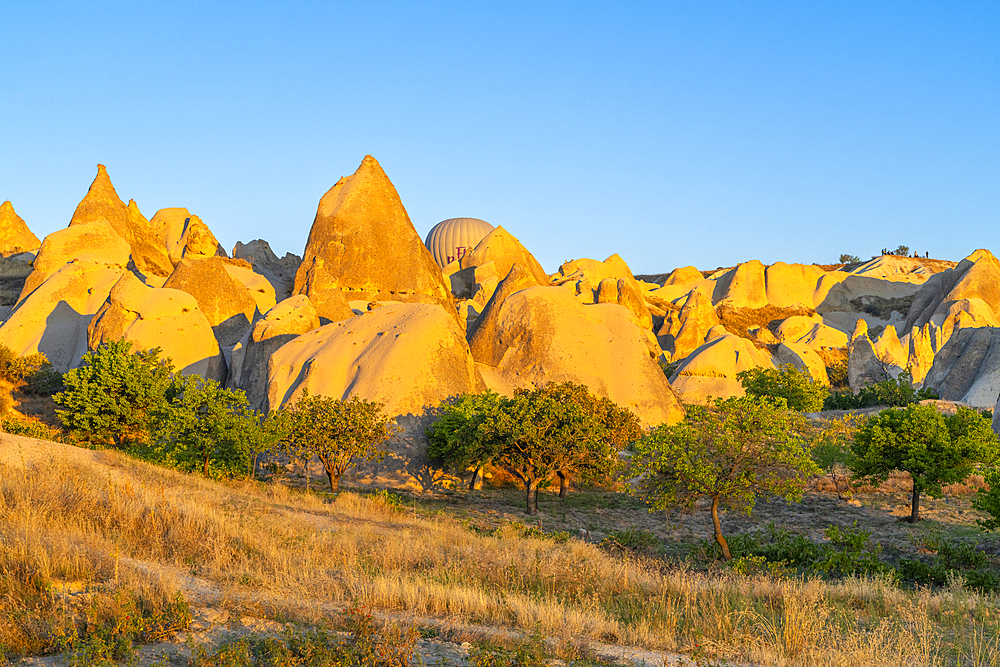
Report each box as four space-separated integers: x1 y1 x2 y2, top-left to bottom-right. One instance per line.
327 469 340 492
909 480 920 523
557 471 569 498
711 496 732 560
203 454 210 476
468 466 481 491
525 479 537 514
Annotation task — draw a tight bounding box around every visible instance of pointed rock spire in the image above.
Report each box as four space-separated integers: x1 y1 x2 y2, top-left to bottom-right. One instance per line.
0 201 41 256
292 155 451 320
69 165 174 277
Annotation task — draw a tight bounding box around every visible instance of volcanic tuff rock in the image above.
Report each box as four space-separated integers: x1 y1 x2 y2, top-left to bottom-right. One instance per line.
232 240 302 301
905 250 1000 332
468 267 683 427
293 156 452 320
0 201 41 256
87 273 225 381
551 254 654 328
67 165 174 277
20 222 131 302
459 226 549 288
774 342 830 386
231 295 322 411
149 208 227 265
0 262 125 372
658 291 720 361
223 261 277 315
162 256 259 346
923 327 1000 408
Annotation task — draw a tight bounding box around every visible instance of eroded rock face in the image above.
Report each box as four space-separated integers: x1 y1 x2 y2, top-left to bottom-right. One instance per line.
551 254 653 328
233 295 321 411
87 273 225 381
224 261 277 316
67 165 174 278
232 240 302 301
162 256 259 346
658 291 720 361
905 250 1000 332
667 333 775 405
468 269 683 427
923 328 1000 408
293 156 452 320
149 208 227 265
18 222 131 303
0 262 126 371
460 226 548 288
0 201 41 257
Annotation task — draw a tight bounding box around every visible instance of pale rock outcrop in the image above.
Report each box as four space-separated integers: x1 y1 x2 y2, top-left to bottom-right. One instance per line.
764 263 826 309
67 166 173 278
163 256 259 346
668 334 774 405
906 250 1000 332
658 291 721 361
662 266 703 287
904 323 941 385
468 267 683 427
553 254 653 328
847 320 905 392
293 156 452 320
0 201 41 256
21 222 131 298
149 208 227 265
87 273 225 380
231 240 302 301
923 328 1000 408
460 226 548 287
775 315 849 349
714 260 768 308
232 295 321 410
0 263 125 371
775 342 830 385
223 261 277 315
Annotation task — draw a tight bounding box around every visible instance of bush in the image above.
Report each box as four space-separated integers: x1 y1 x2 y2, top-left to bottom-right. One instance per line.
599 528 661 555
839 254 862 264
897 539 999 593
737 364 828 412
821 369 938 410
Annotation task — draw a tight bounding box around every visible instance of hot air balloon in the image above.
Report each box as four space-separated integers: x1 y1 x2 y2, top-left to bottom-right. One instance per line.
424 218 494 268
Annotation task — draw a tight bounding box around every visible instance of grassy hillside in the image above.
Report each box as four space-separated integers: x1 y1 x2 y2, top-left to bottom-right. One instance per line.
1 435 999 666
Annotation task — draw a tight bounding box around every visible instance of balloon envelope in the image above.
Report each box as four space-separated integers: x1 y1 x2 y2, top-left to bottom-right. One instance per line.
424 217 495 268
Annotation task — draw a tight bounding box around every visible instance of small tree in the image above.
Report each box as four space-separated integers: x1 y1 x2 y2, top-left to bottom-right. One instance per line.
839 254 861 264
273 392 395 491
737 364 828 412
850 404 1000 523
54 340 177 448
153 376 269 477
427 390 505 490
630 395 818 560
892 245 910 256
973 467 1000 532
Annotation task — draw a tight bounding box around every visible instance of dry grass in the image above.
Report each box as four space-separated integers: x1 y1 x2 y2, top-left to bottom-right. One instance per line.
1 437 998 666
716 304 817 341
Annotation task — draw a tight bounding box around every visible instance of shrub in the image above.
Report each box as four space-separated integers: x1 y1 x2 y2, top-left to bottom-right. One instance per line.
599 528 661 555
815 523 892 577
737 364 828 412
839 254 862 264
821 369 938 410
897 539 999 593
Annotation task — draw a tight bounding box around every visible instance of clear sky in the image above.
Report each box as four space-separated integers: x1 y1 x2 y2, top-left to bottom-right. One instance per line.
1 1 997 275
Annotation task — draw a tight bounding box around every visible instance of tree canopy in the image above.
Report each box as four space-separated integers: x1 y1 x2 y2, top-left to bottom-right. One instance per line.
630 395 818 560
850 404 1000 523
272 392 396 491
737 363 828 412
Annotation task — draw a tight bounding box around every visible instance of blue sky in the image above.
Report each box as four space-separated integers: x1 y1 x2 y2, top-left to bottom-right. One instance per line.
1 1 997 274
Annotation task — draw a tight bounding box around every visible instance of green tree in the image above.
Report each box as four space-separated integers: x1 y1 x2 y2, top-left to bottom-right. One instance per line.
973 467 1000 532
54 340 177 448
850 404 1000 523
273 392 396 491
737 363 829 412
153 376 270 477
427 390 505 490
839 254 861 264
630 395 818 560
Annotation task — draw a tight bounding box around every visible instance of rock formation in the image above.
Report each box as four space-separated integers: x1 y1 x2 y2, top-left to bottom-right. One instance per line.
232 240 302 301
149 208 227 265
87 273 225 380
923 327 1000 407
657 291 720 361
230 295 322 410
0 201 41 257
67 165 174 278
668 333 775 405
162 256 259 346
459 226 548 288
223 260 277 315
468 266 683 427
292 156 452 320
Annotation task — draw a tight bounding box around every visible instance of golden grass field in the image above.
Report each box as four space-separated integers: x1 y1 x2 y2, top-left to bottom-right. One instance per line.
2 434 999 666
